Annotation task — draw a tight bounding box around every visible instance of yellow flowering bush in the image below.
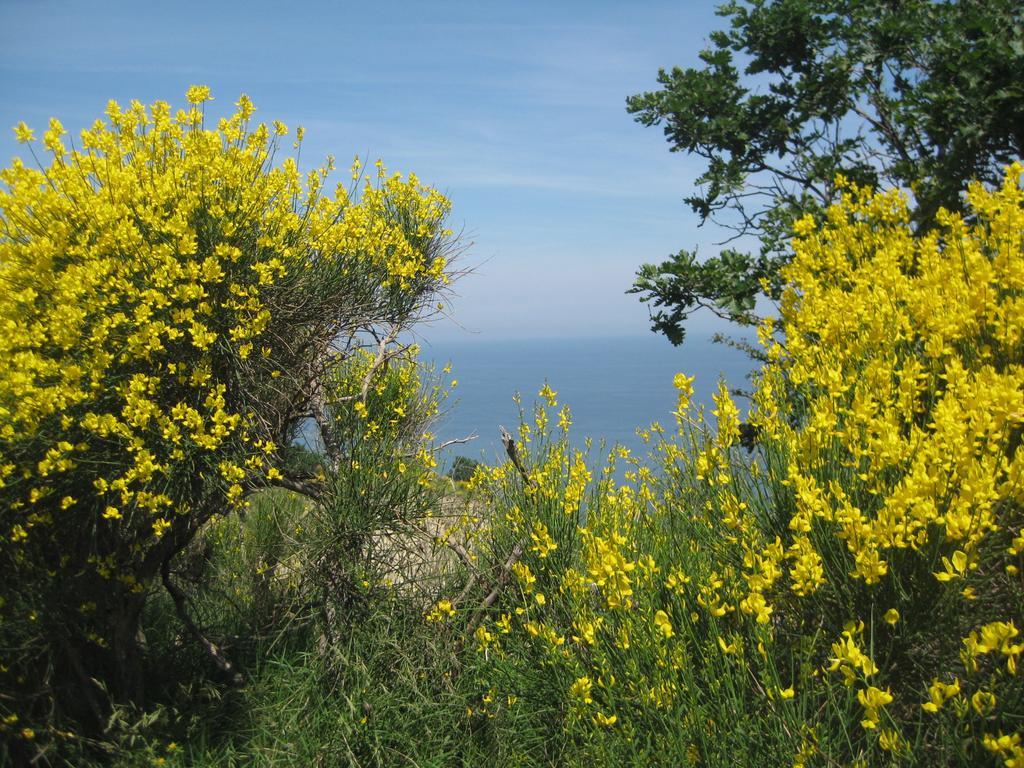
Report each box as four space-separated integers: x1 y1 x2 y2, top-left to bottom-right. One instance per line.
457 166 1023 766
0 89 454 742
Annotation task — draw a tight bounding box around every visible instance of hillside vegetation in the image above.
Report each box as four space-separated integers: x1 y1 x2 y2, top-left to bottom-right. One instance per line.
1 91 1022 767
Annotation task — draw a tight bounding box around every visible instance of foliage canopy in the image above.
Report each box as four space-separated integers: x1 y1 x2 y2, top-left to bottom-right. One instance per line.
627 0 1024 344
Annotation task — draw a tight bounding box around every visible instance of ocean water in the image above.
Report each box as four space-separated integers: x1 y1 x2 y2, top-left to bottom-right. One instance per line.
421 333 759 468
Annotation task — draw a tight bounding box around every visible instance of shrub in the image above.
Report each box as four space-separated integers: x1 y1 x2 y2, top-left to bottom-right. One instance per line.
454 166 1024 766
0 88 455 755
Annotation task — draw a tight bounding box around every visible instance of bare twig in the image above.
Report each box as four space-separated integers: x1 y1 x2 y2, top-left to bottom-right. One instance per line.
436 433 478 451
400 433 478 459
404 522 481 579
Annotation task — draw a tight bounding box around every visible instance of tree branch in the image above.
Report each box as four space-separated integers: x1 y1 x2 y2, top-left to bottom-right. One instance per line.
499 425 534 487
436 433 478 451
404 521 482 582
161 559 244 686
460 540 525 648
269 474 324 500
310 373 343 470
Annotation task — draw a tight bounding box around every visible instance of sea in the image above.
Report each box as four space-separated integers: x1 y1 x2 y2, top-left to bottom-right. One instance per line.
420 333 760 470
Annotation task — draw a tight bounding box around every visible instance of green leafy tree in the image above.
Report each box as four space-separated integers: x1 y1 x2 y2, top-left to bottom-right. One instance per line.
447 455 481 483
627 0 1024 344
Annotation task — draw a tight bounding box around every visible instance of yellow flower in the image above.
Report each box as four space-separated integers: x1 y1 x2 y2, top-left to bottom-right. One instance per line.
474 625 494 652
740 591 773 624
529 521 557 558
673 372 695 396
983 733 1023 764
186 85 213 104
718 636 740 655
673 372 695 412
425 599 455 622
971 690 996 716
883 609 900 626
570 676 593 705
857 686 893 729
922 678 960 713
879 729 903 753
13 121 34 143
934 550 970 582
42 117 65 154
538 383 558 407
653 609 674 639
512 561 536 592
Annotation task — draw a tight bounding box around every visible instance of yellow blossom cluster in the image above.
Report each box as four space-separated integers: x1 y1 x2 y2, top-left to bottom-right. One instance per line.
0 88 453 729
460 166 1023 765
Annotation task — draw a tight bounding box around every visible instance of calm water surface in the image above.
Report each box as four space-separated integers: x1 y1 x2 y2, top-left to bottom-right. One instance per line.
421 333 758 467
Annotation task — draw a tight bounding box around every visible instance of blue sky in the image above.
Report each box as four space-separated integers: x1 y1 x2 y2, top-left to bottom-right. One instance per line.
0 0 735 342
